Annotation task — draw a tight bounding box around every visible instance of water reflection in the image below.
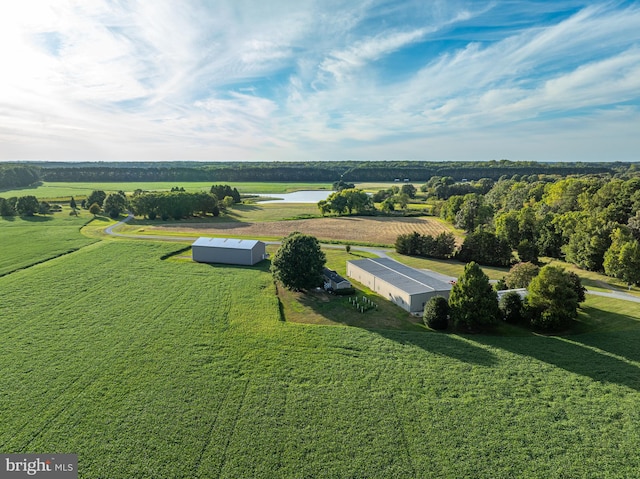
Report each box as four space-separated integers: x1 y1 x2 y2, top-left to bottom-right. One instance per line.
252 190 333 203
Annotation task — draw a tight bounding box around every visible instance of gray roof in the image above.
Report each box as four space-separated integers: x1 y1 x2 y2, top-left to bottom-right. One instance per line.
348 257 452 295
323 267 350 284
192 237 262 250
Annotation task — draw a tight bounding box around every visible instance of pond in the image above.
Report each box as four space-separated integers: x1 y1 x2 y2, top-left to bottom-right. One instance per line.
252 190 334 204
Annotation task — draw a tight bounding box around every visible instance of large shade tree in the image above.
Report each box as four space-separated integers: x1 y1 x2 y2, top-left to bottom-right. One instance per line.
271 232 326 291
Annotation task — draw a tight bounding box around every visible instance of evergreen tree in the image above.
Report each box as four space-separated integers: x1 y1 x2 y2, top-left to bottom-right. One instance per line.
448 262 500 332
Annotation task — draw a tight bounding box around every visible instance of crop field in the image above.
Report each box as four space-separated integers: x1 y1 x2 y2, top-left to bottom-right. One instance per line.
128 215 456 245
0 181 333 200
0 212 97 276
1 222 640 477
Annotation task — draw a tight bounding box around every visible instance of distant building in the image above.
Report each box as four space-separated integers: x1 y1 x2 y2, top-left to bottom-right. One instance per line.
191 237 266 266
323 267 353 294
496 288 528 301
346 258 452 313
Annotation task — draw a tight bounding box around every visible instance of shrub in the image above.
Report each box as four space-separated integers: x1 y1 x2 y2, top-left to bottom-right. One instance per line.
423 296 449 330
500 291 523 324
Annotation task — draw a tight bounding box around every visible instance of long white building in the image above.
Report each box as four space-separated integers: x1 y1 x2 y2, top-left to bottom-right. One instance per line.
347 257 452 313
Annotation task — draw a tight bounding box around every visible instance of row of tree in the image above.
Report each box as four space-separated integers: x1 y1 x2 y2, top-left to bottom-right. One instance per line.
394 232 456 259
0 195 46 216
79 184 242 220
424 262 585 333
129 192 219 220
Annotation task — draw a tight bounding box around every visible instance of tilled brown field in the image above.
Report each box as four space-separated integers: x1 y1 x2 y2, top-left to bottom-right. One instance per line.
148 216 456 245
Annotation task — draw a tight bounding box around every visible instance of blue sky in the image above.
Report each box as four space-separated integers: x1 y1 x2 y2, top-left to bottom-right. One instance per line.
0 0 639 162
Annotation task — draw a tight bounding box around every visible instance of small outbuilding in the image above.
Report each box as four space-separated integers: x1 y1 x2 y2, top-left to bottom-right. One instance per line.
323 267 353 294
191 237 266 266
347 257 452 313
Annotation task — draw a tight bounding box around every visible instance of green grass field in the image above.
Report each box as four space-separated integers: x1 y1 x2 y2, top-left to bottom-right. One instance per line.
2 211 640 477
0 211 98 276
0 181 333 201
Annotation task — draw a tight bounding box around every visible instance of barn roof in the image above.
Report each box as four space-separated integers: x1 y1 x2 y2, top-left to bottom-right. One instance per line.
348 257 452 295
192 237 262 250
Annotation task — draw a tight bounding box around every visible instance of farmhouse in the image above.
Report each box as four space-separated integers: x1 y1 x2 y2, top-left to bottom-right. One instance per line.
191 237 266 266
323 267 353 294
347 257 452 313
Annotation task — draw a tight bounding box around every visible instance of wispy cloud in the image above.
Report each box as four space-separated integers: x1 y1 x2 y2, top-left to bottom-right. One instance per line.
0 1 638 161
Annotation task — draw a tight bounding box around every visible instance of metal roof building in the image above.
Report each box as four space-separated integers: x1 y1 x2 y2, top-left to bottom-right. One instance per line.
192 237 266 266
346 257 452 313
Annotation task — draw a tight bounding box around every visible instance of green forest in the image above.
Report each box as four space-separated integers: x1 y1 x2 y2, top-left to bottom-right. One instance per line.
0 160 631 189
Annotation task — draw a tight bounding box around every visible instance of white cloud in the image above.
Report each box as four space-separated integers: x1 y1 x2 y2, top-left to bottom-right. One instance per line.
0 1 639 161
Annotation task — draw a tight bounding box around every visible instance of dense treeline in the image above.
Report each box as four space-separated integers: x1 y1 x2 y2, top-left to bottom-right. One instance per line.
0 165 41 189
433 175 640 283
31 160 624 183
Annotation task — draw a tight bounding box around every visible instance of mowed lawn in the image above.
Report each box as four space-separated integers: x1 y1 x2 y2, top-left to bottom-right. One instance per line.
0 213 97 276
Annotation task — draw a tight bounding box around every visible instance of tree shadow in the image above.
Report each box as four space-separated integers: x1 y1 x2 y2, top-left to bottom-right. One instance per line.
1 215 16 222
469 330 640 392
233 203 262 211
375 329 498 367
284 286 497 367
570 305 640 363
20 215 53 222
203 259 272 273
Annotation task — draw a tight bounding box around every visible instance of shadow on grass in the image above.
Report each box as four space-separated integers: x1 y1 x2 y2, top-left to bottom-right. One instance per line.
469 328 640 392
375 329 498 367
203 259 272 273
571 305 640 364
20 214 54 222
1 215 16 222
285 287 497 367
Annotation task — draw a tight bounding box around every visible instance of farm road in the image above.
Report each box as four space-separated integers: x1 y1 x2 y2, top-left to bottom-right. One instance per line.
103 214 640 303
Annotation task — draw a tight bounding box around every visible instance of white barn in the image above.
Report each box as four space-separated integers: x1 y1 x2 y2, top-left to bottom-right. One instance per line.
191 237 266 266
347 257 452 313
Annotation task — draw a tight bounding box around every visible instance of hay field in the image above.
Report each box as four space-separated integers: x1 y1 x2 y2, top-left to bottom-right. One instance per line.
147 216 456 244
